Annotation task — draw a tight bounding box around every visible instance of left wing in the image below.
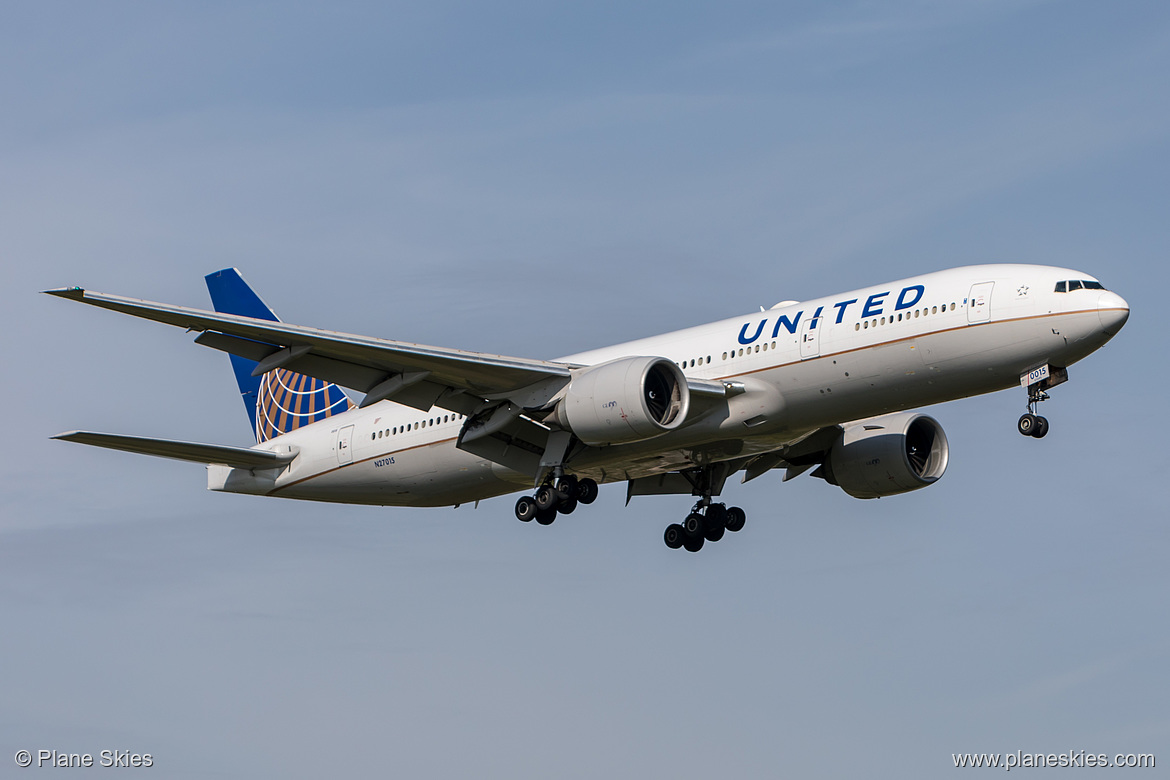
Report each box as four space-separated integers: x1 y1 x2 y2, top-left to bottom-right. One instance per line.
44 286 733 416
44 286 576 414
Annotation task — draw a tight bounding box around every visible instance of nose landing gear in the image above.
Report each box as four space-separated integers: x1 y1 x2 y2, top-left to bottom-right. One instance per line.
1017 365 1068 439
1018 388 1050 439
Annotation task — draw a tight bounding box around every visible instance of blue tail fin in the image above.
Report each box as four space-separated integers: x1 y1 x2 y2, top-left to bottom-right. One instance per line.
205 269 353 443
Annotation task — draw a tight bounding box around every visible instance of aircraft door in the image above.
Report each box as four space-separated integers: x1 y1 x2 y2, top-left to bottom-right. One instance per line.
968 282 994 324
799 317 822 359
336 424 354 466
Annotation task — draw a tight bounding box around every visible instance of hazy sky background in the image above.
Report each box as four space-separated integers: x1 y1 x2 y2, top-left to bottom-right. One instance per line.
2 1 1167 777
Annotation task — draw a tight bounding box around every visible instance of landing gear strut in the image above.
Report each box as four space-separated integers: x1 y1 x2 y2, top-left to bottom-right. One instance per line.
1018 389 1050 439
1017 365 1069 439
514 475 598 525
664 499 746 553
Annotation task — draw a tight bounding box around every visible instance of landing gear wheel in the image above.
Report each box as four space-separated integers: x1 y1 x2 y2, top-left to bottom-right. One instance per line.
706 503 727 529
1032 416 1049 438
1018 413 1038 436
534 484 559 511
664 524 684 549
515 496 537 522
725 506 746 533
682 535 705 553
576 478 599 505
557 496 578 515
535 507 557 525
704 523 725 543
683 512 705 537
556 476 578 501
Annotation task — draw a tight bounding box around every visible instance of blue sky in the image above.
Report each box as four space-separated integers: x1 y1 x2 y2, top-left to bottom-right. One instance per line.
2 1 1167 777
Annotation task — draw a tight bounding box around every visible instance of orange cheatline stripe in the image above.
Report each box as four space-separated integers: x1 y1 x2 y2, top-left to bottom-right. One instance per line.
263 307 1114 490
719 308 1109 380
270 435 461 494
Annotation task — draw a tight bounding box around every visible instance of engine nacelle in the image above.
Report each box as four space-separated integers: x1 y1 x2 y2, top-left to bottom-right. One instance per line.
551 356 689 446
821 412 949 499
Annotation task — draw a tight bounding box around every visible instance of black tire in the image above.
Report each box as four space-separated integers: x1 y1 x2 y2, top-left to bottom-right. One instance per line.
683 512 705 537
1018 413 1037 436
576 478 599 505
1032 416 1050 438
535 507 557 525
664 524 684 549
706 503 728 529
556 476 578 501
534 484 559 511
515 496 537 522
558 496 578 515
704 523 725 543
725 506 746 533
683 535 705 553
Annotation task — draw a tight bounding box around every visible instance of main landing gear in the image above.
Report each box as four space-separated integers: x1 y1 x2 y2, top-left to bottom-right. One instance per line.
514 475 599 525
1017 389 1050 439
663 501 746 553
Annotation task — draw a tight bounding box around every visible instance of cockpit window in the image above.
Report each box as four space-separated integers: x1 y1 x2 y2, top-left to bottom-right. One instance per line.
1055 279 1107 292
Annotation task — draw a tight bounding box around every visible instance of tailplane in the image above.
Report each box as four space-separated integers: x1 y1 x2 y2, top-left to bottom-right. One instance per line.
205 269 353 443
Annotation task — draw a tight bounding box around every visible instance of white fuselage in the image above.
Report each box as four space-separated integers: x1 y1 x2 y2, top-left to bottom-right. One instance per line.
210 264 1128 506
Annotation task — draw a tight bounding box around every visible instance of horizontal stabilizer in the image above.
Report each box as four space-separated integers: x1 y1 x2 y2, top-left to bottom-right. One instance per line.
52 431 296 469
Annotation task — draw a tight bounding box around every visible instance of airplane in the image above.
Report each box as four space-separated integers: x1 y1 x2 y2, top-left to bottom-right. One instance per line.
46 264 1129 552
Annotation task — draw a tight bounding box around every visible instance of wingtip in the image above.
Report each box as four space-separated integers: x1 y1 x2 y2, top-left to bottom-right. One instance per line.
42 286 86 299
50 430 81 441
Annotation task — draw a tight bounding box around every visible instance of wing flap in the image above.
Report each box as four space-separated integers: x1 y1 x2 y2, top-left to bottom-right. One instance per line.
52 431 296 469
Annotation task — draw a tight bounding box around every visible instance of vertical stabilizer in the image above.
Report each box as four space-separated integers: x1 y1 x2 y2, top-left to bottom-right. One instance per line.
205 269 353 443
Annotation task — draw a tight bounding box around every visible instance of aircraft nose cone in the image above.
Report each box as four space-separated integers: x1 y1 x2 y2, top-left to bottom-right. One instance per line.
1097 291 1130 336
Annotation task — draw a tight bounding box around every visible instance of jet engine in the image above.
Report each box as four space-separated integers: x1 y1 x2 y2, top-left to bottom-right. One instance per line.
548 356 689 446
818 412 949 499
